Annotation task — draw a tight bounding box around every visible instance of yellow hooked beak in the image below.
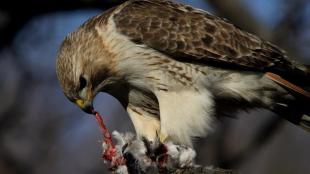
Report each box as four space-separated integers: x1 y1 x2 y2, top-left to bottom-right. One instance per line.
75 99 94 114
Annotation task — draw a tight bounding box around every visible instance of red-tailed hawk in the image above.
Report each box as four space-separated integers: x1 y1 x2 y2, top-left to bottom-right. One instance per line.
56 0 310 146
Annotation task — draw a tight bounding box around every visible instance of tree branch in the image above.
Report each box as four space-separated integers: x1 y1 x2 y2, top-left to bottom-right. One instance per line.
156 167 236 174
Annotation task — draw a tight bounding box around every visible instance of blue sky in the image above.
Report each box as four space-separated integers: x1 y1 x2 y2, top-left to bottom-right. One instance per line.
2 1 309 174
241 0 285 28
176 0 285 28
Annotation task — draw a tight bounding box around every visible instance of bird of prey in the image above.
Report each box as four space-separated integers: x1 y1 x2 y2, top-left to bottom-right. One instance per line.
56 0 309 146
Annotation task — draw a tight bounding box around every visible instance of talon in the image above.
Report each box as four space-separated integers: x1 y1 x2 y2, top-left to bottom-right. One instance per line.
159 133 169 143
154 143 169 167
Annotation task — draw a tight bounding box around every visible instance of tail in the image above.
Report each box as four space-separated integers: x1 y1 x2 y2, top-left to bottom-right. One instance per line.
307 65 310 72
300 65 310 131
300 114 310 132
266 72 310 132
273 97 310 132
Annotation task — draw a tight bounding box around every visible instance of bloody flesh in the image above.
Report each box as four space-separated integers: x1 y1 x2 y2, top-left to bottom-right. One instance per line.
92 111 125 166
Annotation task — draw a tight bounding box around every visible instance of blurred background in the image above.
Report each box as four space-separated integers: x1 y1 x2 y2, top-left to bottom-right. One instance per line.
0 0 309 173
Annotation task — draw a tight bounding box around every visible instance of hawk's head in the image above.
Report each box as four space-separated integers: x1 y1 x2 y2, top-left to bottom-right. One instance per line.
56 27 117 114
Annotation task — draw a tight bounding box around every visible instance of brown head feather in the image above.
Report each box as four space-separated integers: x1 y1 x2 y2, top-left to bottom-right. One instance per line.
56 10 116 100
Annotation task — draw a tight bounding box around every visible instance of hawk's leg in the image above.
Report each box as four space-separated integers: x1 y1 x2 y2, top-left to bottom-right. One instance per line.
127 106 161 142
126 104 170 166
155 89 214 146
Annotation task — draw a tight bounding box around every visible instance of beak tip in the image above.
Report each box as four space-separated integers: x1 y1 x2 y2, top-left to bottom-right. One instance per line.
82 105 94 114
75 99 94 114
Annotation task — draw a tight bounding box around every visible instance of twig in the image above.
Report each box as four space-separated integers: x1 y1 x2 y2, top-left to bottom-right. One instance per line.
171 167 236 174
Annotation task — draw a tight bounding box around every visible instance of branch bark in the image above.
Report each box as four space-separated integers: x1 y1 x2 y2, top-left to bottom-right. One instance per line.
169 167 235 174
159 167 236 174
119 154 237 174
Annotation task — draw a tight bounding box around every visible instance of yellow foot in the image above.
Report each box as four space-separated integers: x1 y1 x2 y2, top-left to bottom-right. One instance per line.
159 133 169 143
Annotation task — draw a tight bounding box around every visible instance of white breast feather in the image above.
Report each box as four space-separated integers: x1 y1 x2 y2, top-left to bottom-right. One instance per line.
156 89 214 146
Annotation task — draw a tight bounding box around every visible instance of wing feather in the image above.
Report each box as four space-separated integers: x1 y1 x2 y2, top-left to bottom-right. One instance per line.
113 0 306 76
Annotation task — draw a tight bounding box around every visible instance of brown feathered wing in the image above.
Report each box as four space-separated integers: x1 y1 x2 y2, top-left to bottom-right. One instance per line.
113 0 309 91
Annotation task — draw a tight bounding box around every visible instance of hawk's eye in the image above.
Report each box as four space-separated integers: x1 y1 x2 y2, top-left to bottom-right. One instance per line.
79 75 87 90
